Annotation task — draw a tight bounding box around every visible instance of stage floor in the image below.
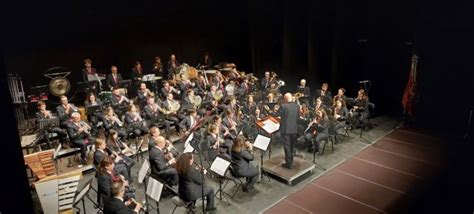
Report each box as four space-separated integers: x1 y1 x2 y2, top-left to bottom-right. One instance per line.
30 115 448 214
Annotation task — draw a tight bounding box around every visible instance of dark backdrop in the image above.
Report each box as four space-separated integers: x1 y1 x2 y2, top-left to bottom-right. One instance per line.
1 1 474 212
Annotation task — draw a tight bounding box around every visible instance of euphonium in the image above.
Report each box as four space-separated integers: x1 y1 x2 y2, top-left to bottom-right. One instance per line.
213 90 223 102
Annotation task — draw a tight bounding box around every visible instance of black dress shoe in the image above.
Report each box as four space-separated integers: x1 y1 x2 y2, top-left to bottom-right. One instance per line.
280 163 292 169
205 207 217 212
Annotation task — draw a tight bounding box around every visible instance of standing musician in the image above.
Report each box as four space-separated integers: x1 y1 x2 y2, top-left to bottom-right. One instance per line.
303 109 329 153
316 83 332 106
124 104 149 137
56 95 79 125
103 107 128 140
296 79 311 106
333 88 347 106
131 61 144 82
106 129 135 180
36 101 68 145
152 56 164 77
176 153 216 212
198 52 213 70
231 136 259 192
143 96 171 138
260 71 272 90
167 54 181 79
94 138 132 182
149 136 179 186
66 112 95 164
277 93 300 169
106 66 123 91
331 99 349 133
84 92 104 129
111 88 131 116
82 58 98 82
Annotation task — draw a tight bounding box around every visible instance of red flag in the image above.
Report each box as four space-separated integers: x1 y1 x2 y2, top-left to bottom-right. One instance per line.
402 55 418 117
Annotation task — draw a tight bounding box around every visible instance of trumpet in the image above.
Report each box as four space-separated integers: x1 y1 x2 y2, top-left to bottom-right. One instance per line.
79 121 92 134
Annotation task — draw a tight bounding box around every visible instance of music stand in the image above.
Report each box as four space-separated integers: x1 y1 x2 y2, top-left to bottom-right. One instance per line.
256 116 280 159
86 105 102 116
77 81 99 94
210 156 231 205
145 177 164 214
73 177 97 214
253 134 272 182
119 79 132 89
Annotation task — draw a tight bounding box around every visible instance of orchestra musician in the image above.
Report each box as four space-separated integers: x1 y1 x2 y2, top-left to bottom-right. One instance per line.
148 126 178 157
82 58 98 82
176 153 217 212
179 108 199 135
94 138 132 182
349 89 369 129
131 61 144 82
167 54 181 79
314 97 328 113
104 181 142 214
106 66 123 91
261 71 272 90
35 101 68 145
231 136 258 192
111 88 130 116
124 104 149 137
277 93 300 169
222 109 239 140
106 129 136 179
143 96 171 138
160 80 180 99
103 107 128 140
97 158 134 208
242 95 257 116
333 88 347 106
296 79 311 106
137 82 153 110
198 52 213 70
66 112 95 164
316 83 332 106
331 99 349 133
205 123 232 161
56 95 79 125
183 90 205 116
84 92 104 129
303 109 329 153
152 56 164 77
149 136 179 186
162 93 184 132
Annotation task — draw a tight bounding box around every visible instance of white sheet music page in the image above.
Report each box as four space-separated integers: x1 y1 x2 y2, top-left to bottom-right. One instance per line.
184 133 194 148
138 159 150 184
253 134 271 151
262 119 280 134
146 178 164 202
210 156 231 177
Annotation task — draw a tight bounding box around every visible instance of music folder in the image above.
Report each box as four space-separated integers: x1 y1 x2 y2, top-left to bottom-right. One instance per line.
146 177 164 202
210 156 231 177
183 133 195 154
253 134 271 151
261 118 280 134
142 74 155 82
138 159 150 184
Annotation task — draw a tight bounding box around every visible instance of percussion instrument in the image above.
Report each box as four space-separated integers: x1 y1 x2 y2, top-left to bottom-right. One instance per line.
78 106 87 121
99 91 112 103
49 77 71 97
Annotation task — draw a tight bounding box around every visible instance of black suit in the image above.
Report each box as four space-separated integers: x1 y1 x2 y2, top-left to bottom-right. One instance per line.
82 67 97 82
149 146 178 186
97 172 113 207
231 150 259 189
278 102 299 167
104 197 135 214
178 166 215 208
107 73 123 90
66 121 94 160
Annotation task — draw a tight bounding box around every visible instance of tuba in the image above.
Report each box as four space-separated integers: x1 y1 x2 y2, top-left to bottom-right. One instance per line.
190 95 202 109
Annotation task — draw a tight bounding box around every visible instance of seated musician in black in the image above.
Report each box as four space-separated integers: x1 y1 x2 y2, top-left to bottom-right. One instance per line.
106 129 136 180
36 101 67 145
304 109 329 153
66 112 94 164
106 65 123 91
56 95 79 126
124 104 149 137
144 96 171 138
94 138 131 181
333 88 347 106
131 61 144 82
152 56 164 77
149 136 179 186
148 126 179 158
176 153 216 212
296 79 311 106
104 181 142 214
103 107 128 140
349 89 370 128
84 92 105 129
222 109 239 140
160 81 180 100
204 124 231 161
137 82 153 110
183 90 206 116
162 93 184 131
331 99 349 133
179 108 199 135
111 88 130 116
82 58 98 82
97 158 134 208
316 83 332 106
242 95 257 116
230 136 259 192
313 97 328 113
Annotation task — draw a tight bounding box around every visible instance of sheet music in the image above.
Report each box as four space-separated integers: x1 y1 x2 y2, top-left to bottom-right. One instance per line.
183 144 194 153
262 119 280 134
253 134 271 151
87 74 105 81
146 178 164 202
143 74 155 81
21 134 37 147
138 159 150 184
184 133 194 149
210 156 231 177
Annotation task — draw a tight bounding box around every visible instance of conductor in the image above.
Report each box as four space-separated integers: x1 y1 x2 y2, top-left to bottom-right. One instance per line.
278 93 300 169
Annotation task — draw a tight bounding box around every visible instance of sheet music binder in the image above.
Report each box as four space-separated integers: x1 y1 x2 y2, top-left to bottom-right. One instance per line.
210 156 231 177
146 177 164 202
253 134 271 151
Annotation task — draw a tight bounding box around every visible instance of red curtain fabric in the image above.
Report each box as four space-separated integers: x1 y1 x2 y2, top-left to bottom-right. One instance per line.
402 57 417 117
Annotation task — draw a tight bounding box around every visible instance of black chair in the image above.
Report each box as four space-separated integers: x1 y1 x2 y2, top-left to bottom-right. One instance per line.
171 196 197 214
224 165 246 198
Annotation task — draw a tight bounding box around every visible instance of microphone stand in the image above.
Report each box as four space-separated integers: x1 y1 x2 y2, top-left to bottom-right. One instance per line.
189 131 206 213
